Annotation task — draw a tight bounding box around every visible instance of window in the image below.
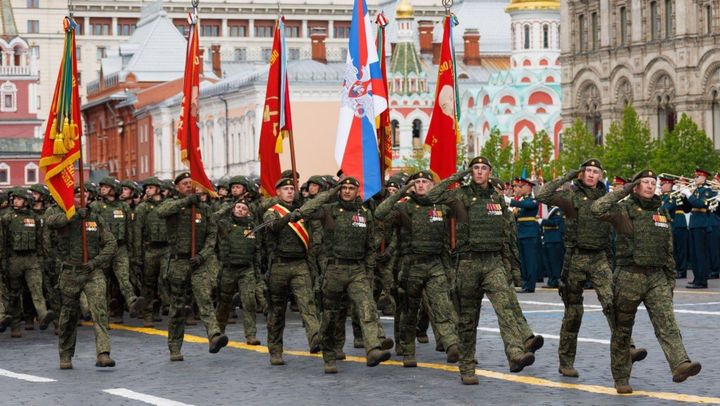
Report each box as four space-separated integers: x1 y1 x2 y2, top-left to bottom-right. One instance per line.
391 120 399 147
707 5 713 34
228 21 248 37
27 20 39 33
543 24 549 48
233 48 246 61
650 1 659 40
620 6 628 45
0 81 17 112
261 47 272 62
25 163 38 185
412 119 423 150
74 18 84 35
96 46 106 60
340 47 348 61
30 45 39 59
255 23 274 38
288 48 300 61
334 22 350 38
664 0 673 38
523 25 530 49
27 0 39 9
76 46 81 61
117 19 137 36
90 18 111 36
658 105 676 137
579 14 586 51
201 20 221 37
712 91 720 148
0 164 9 185
591 12 599 49
173 19 189 36
285 24 301 38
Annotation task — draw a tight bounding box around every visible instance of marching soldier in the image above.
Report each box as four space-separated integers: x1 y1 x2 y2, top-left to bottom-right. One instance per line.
0 187 56 336
592 170 701 393
375 171 460 368
133 177 169 327
46 186 118 369
541 207 565 288
660 176 690 279
680 168 716 289
536 159 646 378
510 178 541 293
90 177 145 321
156 172 229 361
262 178 322 366
215 199 261 345
427 157 542 385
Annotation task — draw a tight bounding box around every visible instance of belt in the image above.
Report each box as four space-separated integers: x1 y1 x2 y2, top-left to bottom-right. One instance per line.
620 265 661 275
274 256 304 264
571 247 605 255
117 241 126 246
148 242 169 249
692 208 708 213
675 210 685 214
327 258 364 266
61 262 85 271
542 226 559 230
170 253 192 260
517 217 537 222
460 251 498 260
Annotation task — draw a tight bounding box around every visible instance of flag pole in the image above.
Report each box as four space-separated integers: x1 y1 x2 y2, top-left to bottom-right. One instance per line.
190 0 199 258
288 129 299 191
70 14 88 263
441 0 457 251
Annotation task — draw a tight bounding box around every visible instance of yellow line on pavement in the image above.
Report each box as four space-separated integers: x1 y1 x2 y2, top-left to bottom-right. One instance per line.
539 287 720 296
103 323 720 404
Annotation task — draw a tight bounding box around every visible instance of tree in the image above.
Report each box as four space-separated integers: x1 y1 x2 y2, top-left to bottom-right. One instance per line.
400 147 430 174
530 129 554 180
650 113 720 176
480 127 513 181
603 106 653 179
512 141 532 179
556 119 604 175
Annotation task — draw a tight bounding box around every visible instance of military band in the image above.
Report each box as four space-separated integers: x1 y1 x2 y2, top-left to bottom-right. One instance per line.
0 156 706 392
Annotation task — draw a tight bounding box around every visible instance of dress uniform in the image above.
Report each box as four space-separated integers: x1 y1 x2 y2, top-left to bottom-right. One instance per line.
541 207 565 288
659 177 690 279
592 169 701 394
682 168 716 289
510 179 541 293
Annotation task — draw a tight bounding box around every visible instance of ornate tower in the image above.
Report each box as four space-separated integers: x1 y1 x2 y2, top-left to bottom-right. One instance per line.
506 0 560 70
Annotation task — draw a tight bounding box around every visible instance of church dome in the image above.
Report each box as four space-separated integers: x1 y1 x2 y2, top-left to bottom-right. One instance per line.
396 0 414 20
505 0 560 12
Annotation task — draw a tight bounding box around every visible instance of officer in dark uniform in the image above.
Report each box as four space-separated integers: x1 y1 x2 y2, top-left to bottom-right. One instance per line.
541 207 565 288
510 178 541 293
660 176 690 279
681 168 716 289
709 173 720 280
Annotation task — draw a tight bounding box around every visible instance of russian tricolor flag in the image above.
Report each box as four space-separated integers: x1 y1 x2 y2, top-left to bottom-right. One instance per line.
335 0 388 200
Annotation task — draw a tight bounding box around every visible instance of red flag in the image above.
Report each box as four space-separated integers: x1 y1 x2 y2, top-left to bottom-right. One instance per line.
375 12 392 176
39 17 82 219
424 15 460 181
258 18 293 196
177 14 216 198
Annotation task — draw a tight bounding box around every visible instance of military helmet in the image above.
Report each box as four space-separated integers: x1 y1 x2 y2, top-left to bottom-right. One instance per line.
142 177 163 189
9 187 33 202
228 175 250 188
217 178 230 191
84 181 98 196
99 176 121 193
307 175 327 188
29 183 49 197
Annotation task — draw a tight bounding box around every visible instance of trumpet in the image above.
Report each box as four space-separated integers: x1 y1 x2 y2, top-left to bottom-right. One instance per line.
707 194 720 211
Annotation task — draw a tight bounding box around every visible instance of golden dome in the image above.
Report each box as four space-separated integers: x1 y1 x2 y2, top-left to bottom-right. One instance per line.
505 0 560 12
396 0 414 20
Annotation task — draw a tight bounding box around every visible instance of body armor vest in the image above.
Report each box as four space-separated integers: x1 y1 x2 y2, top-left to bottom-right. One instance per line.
56 214 102 263
566 186 611 250
143 201 168 243
166 202 208 255
398 197 446 255
95 200 127 242
225 218 256 265
456 186 505 252
8 210 38 252
324 202 368 260
616 197 671 267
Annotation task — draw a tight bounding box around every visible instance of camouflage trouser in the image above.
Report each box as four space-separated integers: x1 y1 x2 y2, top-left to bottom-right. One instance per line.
58 263 110 357
559 249 614 368
321 261 381 361
216 264 257 337
376 259 396 312
44 259 61 314
166 257 221 354
397 256 459 356
7 254 49 329
142 246 169 321
333 292 387 352
457 252 527 377
266 258 320 355
0 275 7 317
611 268 689 381
106 245 137 308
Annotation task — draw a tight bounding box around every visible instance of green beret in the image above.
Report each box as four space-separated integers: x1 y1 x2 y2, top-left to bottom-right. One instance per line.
581 158 603 170
631 169 657 183
409 171 434 182
469 156 492 168
275 178 294 189
281 169 299 179
142 177 162 188
339 177 360 187
174 172 191 185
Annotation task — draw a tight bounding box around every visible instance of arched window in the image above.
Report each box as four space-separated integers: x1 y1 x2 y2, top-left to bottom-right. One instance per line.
0 162 9 185
412 119 423 149
524 25 530 49
24 163 38 184
391 119 399 147
620 6 628 45
543 24 549 48
0 81 17 112
578 14 586 51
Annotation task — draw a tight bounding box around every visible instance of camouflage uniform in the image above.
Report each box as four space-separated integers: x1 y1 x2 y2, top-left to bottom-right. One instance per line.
134 192 169 325
536 168 619 373
299 184 388 367
375 179 460 362
156 193 224 356
0 191 54 333
428 166 538 381
45 206 117 361
263 193 321 359
592 175 698 389
215 205 260 339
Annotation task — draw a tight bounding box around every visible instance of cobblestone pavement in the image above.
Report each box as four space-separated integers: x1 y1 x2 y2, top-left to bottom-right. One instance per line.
1 278 719 405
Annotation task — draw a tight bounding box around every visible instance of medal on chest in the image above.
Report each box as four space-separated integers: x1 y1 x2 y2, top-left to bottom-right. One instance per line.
195 212 203 224
427 205 444 222
85 221 98 232
486 202 503 216
352 212 367 228
243 227 255 238
113 209 125 219
652 213 669 228
23 218 36 228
